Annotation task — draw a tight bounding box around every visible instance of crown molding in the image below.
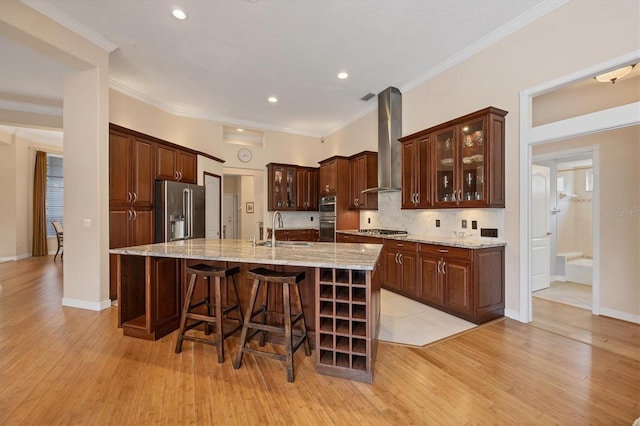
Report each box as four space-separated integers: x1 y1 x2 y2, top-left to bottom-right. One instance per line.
0 98 63 116
21 0 118 52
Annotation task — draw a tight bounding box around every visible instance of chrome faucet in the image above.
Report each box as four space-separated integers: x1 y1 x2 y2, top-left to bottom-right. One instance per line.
272 211 283 247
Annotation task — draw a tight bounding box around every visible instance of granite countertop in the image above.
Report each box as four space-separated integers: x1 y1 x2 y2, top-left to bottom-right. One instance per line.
110 238 382 270
337 230 506 249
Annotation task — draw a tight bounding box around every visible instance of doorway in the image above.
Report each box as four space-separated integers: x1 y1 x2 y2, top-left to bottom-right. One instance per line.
532 150 596 312
223 193 238 239
204 172 221 238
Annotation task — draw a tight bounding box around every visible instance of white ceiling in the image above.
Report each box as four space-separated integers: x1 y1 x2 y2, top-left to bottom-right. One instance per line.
1 0 561 138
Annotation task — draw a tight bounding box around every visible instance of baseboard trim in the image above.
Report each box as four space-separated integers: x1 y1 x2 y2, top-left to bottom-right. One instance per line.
504 307 524 322
551 275 566 282
62 298 112 311
599 308 640 324
0 253 31 262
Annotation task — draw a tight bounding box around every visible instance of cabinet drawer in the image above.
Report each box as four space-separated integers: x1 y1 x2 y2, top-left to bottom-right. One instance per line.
384 240 417 252
419 244 471 260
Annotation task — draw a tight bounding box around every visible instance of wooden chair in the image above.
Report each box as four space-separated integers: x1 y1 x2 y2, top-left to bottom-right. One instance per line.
52 221 63 261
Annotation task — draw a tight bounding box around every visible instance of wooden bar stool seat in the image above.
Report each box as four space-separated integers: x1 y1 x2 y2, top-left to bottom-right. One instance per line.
175 264 243 363
233 267 311 382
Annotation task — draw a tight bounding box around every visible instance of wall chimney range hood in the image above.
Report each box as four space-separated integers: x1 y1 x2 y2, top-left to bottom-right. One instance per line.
362 86 402 193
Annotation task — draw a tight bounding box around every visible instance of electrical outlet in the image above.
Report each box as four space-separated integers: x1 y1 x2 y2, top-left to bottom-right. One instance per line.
368 217 371 224
472 220 477 230
310 216 313 221
461 220 467 229
480 228 498 238
435 219 440 228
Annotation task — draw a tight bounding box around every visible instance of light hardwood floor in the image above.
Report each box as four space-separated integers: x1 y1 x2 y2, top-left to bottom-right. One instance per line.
0 256 638 425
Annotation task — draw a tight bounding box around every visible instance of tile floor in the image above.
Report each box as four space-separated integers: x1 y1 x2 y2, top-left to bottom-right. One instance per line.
378 289 476 347
532 280 592 310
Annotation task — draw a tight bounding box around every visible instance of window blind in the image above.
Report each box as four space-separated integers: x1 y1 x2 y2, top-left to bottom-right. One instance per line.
46 155 64 236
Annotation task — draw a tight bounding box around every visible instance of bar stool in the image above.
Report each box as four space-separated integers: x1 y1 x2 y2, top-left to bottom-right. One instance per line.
175 263 243 363
233 267 311 382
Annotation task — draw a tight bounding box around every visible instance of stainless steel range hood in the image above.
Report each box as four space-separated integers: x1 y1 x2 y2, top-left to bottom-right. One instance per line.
362 86 402 193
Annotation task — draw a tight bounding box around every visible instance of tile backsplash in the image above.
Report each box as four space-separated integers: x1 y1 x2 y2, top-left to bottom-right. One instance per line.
360 192 504 239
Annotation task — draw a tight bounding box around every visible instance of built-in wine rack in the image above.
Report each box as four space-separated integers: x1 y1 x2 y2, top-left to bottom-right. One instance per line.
315 267 379 383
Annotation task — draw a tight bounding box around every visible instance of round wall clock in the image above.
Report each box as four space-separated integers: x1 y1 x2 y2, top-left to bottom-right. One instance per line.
237 148 252 162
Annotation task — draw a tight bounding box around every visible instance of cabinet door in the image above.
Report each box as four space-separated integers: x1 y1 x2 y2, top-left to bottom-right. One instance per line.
319 160 337 195
131 137 154 206
458 117 486 206
178 150 197 183
415 137 432 208
349 156 363 209
382 248 401 291
130 208 154 246
433 126 457 207
399 250 417 294
109 208 130 249
401 139 418 208
295 168 317 211
417 254 440 304
109 132 132 206
152 257 181 330
156 145 177 181
306 169 318 210
441 259 473 316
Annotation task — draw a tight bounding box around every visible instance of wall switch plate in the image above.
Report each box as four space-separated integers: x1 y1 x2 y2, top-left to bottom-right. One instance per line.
461 220 467 229
310 217 313 221
435 219 440 227
480 228 498 238
472 220 478 230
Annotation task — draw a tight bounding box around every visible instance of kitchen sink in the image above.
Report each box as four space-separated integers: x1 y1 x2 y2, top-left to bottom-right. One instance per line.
255 241 314 247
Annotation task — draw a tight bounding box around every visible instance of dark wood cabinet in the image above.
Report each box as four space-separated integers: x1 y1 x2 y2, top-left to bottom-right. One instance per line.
155 144 197 184
296 167 319 211
399 107 507 209
319 157 340 195
267 163 297 210
269 228 319 242
267 164 319 212
318 156 359 230
349 151 378 210
401 136 432 208
417 244 504 324
381 240 417 295
336 233 384 245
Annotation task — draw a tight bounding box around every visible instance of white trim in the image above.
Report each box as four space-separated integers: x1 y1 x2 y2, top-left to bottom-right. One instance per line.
528 103 640 145
591 146 601 316
550 275 566 282
21 0 118 52
0 99 63 116
504 307 520 321
62 297 112 311
599 308 640 325
520 50 640 324
0 253 31 262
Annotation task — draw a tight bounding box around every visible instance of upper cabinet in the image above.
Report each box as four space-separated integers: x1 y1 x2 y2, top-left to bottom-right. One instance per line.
318 156 349 196
401 136 431 209
267 163 318 211
349 151 378 210
109 129 155 208
399 107 507 209
296 167 319 211
155 144 197 184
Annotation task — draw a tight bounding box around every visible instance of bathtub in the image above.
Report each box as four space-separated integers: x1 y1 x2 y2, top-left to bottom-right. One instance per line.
565 257 592 286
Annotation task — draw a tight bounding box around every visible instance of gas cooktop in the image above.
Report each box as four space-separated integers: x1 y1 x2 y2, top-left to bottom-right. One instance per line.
358 229 408 235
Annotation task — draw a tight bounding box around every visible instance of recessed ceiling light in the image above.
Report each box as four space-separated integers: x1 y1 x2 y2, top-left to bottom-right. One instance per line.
268 96 278 103
172 9 186 20
237 128 244 132
337 72 349 79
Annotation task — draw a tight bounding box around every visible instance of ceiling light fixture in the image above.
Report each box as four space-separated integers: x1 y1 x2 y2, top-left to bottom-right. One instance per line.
237 128 244 132
268 96 278 103
594 64 636 84
337 72 349 79
172 9 187 20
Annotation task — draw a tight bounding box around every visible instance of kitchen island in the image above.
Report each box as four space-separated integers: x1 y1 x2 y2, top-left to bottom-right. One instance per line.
110 238 383 383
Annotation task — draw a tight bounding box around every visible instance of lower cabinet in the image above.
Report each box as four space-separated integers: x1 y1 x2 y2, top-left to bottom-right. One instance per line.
417 244 504 324
269 228 319 242
381 240 417 295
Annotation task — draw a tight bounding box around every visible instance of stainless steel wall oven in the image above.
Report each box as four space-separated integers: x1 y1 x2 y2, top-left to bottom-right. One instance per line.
319 196 336 242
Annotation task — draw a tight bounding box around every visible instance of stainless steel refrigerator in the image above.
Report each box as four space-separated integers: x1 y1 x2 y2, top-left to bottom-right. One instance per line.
155 180 205 242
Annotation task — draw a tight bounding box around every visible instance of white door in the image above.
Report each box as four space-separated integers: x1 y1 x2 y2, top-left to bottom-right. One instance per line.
223 193 238 239
205 174 221 238
531 164 551 292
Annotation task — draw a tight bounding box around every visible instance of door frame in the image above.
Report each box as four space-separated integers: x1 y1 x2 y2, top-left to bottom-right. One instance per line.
519 50 639 322
204 172 222 239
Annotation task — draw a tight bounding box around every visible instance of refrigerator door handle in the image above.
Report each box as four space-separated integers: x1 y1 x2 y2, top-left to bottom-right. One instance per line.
183 188 190 239
188 188 194 238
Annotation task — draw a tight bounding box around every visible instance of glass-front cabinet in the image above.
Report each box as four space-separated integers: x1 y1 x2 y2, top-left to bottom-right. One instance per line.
400 106 507 209
433 117 487 207
267 163 296 210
